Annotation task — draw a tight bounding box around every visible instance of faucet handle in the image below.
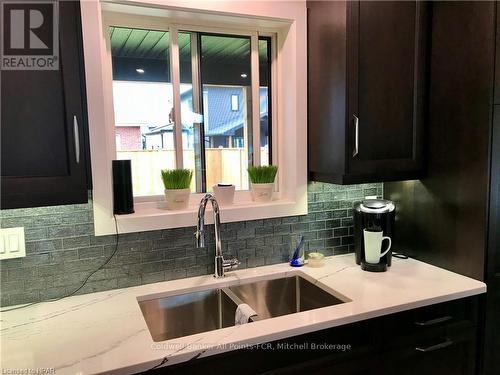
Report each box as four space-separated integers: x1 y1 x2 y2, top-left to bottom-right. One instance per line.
194 230 205 248
223 258 240 271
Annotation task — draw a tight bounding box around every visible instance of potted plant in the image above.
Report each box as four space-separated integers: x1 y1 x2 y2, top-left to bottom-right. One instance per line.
161 169 193 210
248 165 278 202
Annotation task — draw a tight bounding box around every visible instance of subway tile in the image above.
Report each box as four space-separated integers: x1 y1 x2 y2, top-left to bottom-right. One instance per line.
140 251 164 263
317 229 334 239
245 237 266 247
292 222 309 233
187 265 208 277
165 268 187 281
24 227 48 241
63 236 91 249
78 246 104 259
47 225 75 238
274 224 291 235
237 248 256 259
50 249 79 263
1 216 34 228
34 239 63 252
282 216 299 224
236 227 256 239
141 272 165 284
39 287 67 300
325 237 341 247
9 291 40 305
22 253 51 267
175 256 197 269
334 227 349 237
255 226 273 236
245 220 263 229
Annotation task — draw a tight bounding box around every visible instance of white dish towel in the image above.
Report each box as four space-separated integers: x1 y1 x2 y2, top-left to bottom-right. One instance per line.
235 303 258 325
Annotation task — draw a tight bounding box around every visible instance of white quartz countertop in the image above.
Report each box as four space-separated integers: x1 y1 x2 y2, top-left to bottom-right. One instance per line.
0 254 486 374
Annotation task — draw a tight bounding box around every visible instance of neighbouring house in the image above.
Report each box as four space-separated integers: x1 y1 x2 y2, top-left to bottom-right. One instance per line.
199 85 269 149
113 81 269 151
115 124 142 151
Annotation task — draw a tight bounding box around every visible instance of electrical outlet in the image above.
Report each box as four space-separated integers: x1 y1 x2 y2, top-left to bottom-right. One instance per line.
0 227 26 260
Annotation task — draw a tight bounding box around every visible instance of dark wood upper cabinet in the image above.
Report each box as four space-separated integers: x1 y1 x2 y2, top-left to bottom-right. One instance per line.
1 1 90 209
495 4 500 105
307 1 429 184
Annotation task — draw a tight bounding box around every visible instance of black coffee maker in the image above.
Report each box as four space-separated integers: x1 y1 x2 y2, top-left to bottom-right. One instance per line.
354 199 395 272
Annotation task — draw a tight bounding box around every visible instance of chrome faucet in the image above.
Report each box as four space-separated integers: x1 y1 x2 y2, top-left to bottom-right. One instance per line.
195 193 239 278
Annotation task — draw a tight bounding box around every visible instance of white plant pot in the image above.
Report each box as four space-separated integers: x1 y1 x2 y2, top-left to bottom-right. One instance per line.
164 188 190 210
250 183 274 202
213 184 235 205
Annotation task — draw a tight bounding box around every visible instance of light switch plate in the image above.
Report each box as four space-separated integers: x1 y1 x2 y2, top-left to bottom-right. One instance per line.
0 227 26 260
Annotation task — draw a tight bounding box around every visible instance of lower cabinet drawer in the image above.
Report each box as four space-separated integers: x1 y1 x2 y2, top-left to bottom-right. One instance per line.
382 324 477 375
379 297 479 340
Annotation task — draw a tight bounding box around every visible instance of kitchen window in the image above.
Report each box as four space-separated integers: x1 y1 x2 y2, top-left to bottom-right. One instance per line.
81 3 307 235
109 25 273 196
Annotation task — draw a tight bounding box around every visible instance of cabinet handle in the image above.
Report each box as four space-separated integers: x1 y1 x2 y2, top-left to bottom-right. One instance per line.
414 316 452 326
352 115 359 157
415 339 454 353
73 115 80 164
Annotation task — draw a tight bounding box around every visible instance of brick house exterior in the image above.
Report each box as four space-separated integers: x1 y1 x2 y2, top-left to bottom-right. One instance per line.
115 126 141 150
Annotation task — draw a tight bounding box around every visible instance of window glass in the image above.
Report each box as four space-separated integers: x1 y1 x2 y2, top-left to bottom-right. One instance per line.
109 27 273 197
200 34 252 191
259 37 272 166
110 26 174 196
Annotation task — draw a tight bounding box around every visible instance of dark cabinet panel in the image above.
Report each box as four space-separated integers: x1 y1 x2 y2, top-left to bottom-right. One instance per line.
484 106 500 375
1 70 69 177
308 1 428 184
1 1 90 209
495 4 500 104
382 327 476 375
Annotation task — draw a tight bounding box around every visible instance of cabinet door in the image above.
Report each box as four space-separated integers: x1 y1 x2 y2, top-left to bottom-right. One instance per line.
484 106 500 374
494 3 500 104
1 0 89 209
347 1 428 178
383 333 476 375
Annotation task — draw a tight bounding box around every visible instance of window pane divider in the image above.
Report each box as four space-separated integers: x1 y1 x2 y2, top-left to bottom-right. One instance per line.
170 27 184 169
191 32 206 192
251 32 261 166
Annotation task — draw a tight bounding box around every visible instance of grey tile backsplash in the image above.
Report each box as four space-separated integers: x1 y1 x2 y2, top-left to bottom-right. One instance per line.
0 182 382 307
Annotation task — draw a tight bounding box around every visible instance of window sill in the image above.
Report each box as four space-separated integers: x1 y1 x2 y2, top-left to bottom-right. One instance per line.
99 198 306 236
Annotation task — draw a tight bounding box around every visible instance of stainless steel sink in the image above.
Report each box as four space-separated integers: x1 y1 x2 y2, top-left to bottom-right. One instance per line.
139 289 238 341
227 275 346 320
139 275 347 341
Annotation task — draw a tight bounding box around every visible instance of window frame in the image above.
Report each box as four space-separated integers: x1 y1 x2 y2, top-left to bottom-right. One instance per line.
81 2 307 235
104 13 276 200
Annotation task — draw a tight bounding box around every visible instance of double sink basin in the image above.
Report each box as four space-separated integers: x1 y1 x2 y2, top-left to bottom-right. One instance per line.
139 274 347 341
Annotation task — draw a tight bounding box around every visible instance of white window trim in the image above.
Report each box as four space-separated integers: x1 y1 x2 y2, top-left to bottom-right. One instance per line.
80 0 307 236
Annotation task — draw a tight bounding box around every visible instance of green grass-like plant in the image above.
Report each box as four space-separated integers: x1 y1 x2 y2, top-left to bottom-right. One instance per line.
247 165 278 184
161 169 193 190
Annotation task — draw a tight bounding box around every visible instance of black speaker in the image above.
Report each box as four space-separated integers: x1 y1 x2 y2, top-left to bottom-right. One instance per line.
112 160 134 215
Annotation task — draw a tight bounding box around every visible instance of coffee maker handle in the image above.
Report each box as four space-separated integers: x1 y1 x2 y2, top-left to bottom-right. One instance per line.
380 237 392 258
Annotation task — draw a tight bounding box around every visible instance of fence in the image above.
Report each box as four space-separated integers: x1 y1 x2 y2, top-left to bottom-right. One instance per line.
117 148 268 196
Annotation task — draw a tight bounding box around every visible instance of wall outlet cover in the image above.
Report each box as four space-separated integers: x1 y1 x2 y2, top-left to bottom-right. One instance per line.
0 227 26 260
